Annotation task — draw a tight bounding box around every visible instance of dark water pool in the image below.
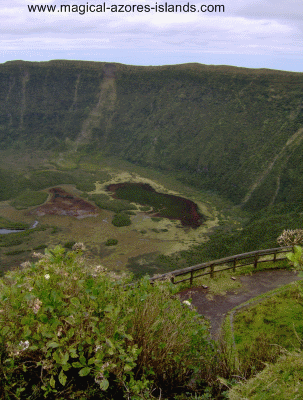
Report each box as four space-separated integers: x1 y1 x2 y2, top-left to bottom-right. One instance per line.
107 182 205 228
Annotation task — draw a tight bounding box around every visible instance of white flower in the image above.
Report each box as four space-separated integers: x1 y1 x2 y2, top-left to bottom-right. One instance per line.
33 298 42 314
95 265 107 273
19 340 30 351
32 252 44 259
44 274 50 280
72 242 86 252
183 300 191 306
20 261 31 269
95 345 103 352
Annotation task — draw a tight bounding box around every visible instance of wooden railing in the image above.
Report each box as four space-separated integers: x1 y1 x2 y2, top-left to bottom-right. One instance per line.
149 246 293 286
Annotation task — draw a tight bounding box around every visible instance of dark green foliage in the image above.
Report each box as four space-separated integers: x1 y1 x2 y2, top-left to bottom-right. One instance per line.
33 244 47 250
105 238 118 246
5 249 25 255
0 168 30 201
11 189 48 209
64 241 76 249
112 213 131 227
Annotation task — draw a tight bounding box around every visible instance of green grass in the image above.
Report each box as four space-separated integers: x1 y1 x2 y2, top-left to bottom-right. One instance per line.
11 189 48 209
229 351 303 399
233 281 303 353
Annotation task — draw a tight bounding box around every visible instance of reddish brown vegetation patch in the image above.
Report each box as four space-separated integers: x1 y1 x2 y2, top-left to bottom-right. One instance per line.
29 187 99 219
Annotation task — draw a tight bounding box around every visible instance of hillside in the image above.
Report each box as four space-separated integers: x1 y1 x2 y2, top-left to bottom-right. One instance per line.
1 60 303 210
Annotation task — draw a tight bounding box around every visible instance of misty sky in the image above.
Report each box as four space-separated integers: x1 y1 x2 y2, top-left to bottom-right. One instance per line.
1 0 303 71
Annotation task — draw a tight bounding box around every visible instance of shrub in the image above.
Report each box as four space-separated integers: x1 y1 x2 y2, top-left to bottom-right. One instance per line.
0 245 213 399
64 241 76 249
105 239 118 246
277 229 303 247
112 213 131 227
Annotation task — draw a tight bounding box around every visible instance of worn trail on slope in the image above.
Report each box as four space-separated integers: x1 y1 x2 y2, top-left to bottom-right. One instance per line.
178 269 303 338
242 127 303 205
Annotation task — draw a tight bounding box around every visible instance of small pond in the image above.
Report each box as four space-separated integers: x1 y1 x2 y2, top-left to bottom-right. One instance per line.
107 182 205 228
0 221 39 234
0 228 25 234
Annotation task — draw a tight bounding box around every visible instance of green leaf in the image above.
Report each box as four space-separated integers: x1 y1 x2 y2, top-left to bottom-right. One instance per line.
70 297 80 307
79 367 91 377
69 347 78 358
79 354 86 365
72 362 83 368
1 326 9 335
100 378 109 391
86 336 92 345
124 364 133 372
88 357 96 365
23 326 31 337
105 338 114 348
47 341 60 348
61 352 69 365
39 314 49 323
66 328 75 340
53 351 61 364
104 305 113 313
62 363 71 371
58 369 67 386
50 375 56 388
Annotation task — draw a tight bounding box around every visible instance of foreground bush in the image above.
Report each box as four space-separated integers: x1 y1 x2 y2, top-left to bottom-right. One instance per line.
0 245 213 399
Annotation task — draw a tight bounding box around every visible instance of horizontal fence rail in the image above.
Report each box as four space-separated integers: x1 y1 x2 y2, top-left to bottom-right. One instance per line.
149 246 293 286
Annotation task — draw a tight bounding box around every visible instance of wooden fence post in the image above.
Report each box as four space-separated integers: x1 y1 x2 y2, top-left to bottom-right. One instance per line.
273 251 277 262
254 254 258 269
170 275 175 284
190 270 193 285
233 258 237 272
210 264 214 278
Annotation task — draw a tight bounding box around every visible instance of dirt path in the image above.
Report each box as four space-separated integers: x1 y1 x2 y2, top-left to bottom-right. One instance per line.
178 269 303 339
